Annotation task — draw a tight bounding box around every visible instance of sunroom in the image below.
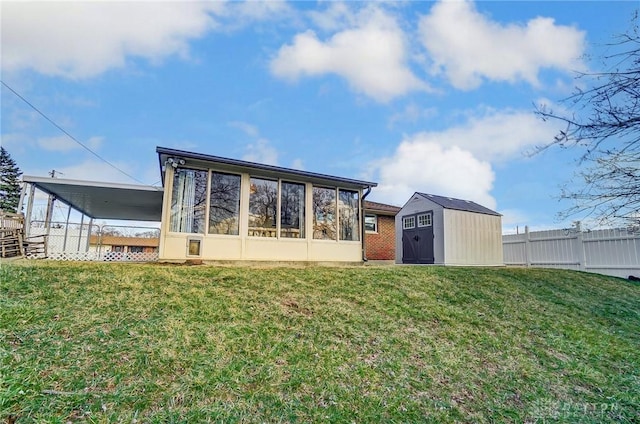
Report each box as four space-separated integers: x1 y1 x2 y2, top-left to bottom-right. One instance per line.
157 147 377 263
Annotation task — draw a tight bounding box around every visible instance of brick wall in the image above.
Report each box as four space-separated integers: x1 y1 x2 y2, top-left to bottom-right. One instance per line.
365 214 396 260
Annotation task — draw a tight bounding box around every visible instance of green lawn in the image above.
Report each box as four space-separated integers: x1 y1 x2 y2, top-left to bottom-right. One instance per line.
1 262 638 423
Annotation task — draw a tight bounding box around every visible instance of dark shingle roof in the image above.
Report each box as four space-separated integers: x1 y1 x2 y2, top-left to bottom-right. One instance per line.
364 200 401 215
415 193 500 216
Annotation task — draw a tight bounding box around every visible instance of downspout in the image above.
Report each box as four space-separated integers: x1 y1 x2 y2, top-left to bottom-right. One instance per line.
361 186 372 262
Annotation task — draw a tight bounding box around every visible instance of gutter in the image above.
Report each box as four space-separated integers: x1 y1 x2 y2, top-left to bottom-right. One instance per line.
361 186 372 262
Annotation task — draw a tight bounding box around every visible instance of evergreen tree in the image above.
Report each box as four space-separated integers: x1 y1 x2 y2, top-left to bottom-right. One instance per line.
0 147 23 213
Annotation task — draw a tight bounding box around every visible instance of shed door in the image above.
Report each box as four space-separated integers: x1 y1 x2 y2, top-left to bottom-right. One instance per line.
402 212 434 264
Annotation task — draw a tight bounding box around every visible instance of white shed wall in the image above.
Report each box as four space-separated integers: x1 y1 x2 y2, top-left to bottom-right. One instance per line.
442 209 503 266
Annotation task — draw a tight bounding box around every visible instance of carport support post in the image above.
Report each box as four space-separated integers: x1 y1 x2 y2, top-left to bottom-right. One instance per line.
77 213 85 251
44 195 55 231
86 218 93 252
17 182 27 214
24 184 35 237
62 203 72 251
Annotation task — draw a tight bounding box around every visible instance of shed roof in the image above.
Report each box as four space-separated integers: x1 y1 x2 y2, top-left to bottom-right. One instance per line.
157 146 378 190
415 192 501 216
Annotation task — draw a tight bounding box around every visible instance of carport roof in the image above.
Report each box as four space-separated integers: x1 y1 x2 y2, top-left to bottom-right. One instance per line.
22 175 164 221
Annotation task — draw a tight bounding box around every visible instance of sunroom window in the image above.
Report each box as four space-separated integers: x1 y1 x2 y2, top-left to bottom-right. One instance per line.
280 181 305 238
339 189 359 241
249 177 278 237
313 187 336 240
170 168 207 233
209 172 241 235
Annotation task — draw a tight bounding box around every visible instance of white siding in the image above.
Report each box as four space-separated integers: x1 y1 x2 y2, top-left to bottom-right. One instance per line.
443 209 503 266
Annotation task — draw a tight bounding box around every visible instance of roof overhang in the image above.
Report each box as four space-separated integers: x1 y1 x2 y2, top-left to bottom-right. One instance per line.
22 175 164 221
157 146 378 190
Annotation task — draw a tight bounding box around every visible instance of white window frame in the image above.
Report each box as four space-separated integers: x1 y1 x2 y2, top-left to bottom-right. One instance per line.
364 214 378 233
418 213 432 227
403 216 415 229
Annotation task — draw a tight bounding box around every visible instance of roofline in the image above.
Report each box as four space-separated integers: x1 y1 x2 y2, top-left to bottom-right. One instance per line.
414 192 501 216
22 175 163 192
156 146 378 189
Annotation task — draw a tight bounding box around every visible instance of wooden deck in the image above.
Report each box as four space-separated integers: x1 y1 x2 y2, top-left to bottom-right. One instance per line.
0 212 47 258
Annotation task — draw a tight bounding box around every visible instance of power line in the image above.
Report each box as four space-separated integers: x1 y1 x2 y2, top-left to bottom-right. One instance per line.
1 80 149 186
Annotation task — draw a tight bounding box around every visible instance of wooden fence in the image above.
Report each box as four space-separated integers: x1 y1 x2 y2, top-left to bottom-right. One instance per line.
502 225 640 279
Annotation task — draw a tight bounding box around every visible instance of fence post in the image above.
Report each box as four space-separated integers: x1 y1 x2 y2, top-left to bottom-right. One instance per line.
525 225 531 267
575 221 586 271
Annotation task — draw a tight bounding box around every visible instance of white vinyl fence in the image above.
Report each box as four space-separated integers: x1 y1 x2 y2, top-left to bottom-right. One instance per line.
503 225 640 279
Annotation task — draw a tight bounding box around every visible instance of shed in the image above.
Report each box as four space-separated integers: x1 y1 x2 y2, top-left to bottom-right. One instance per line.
395 193 503 266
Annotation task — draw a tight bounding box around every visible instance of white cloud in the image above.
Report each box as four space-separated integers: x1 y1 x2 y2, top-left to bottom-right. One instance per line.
372 142 496 210
307 2 354 32
270 6 427 102
38 135 104 152
370 106 565 210
1 2 223 78
243 139 279 166
418 0 586 90
229 121 260 138
229 0 294 25
387 103 438 129
407 108 561 163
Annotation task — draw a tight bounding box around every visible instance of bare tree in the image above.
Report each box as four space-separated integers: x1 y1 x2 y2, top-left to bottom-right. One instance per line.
535 11 640 225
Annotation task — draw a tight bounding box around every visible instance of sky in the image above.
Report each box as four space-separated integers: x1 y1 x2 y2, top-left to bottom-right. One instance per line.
1 0 637 232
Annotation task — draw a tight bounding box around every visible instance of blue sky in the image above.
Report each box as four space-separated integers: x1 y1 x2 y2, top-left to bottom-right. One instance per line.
1 0 637 231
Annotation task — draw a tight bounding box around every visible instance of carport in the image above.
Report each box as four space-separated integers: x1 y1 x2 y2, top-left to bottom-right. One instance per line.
18 175 164 259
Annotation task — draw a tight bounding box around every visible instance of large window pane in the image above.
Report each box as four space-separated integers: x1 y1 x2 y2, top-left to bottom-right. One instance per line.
339 189 360 241
209 172 241 235
249 177 278 237
170 168 207 233
280 181 305 238
313 187 336 240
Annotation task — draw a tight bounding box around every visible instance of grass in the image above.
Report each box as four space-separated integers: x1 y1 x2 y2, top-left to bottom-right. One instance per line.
1 261 639 423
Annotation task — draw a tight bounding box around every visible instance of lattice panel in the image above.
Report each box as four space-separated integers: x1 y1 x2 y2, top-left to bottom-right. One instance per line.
102 251 159 262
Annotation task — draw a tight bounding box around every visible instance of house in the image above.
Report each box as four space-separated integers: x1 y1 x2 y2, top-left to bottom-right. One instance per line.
157 147 377 263
396 193 503 266
88 235 159 254
364 200 401 261
20 147 378 263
